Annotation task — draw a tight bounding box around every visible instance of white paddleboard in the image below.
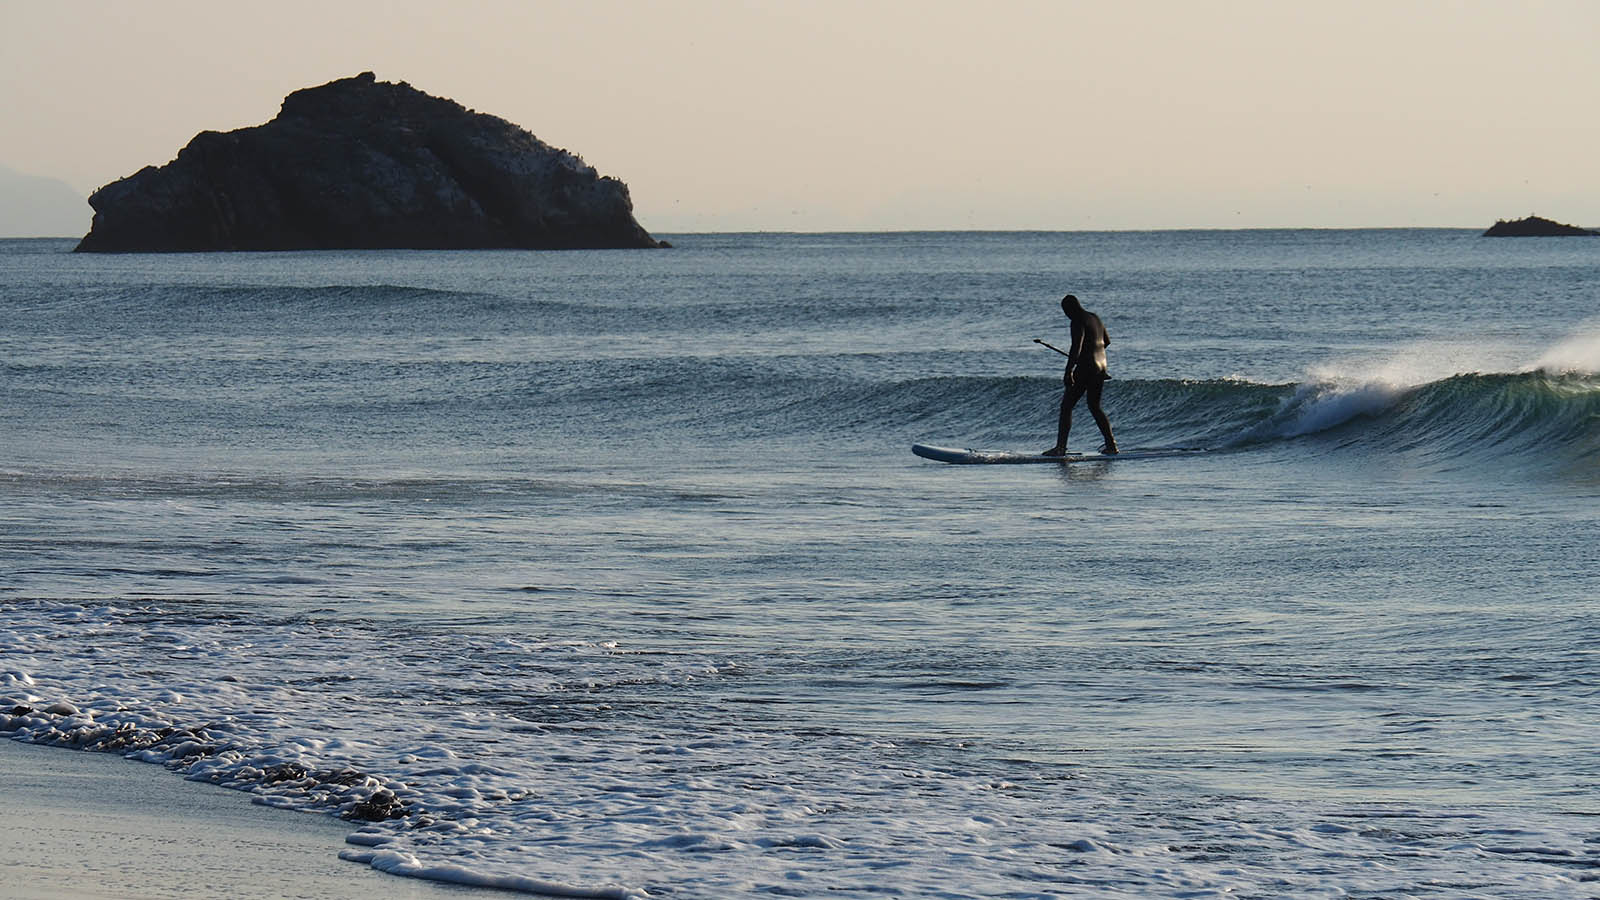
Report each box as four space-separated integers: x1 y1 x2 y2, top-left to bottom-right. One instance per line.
911 443 1204 465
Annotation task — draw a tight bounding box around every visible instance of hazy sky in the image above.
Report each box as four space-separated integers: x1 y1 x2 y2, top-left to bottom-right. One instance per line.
4 1 1597 231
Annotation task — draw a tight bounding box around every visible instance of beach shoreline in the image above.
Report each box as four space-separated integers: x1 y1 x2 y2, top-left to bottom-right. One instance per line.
0 737 502 899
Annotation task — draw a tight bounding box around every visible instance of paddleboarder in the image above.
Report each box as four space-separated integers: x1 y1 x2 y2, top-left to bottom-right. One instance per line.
1042 294 1118 456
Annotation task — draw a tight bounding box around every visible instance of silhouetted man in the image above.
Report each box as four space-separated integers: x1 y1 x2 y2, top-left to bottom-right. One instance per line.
1043 294 1118 456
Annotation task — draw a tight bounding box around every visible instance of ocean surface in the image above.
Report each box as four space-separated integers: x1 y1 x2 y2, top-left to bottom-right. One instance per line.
2 230 1598 898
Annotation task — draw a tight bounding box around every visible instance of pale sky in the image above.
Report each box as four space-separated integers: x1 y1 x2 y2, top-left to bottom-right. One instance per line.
4 0 1597 232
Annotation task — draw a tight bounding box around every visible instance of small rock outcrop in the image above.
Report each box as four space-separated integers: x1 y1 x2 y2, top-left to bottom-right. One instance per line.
1482 215 1598 237
76 72 660 252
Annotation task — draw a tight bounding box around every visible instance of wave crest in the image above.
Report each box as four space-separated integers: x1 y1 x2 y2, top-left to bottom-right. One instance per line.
895 371 1599 471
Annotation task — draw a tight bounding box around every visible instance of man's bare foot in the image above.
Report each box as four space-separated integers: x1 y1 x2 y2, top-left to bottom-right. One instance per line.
1041 446 1066 457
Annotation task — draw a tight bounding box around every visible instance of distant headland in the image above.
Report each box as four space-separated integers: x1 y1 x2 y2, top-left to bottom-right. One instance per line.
75 72 662 252
1482 215 1598 237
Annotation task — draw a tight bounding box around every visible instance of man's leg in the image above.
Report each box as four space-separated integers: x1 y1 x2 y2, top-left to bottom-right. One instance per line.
1046 379 1088 455
1085 377 1116 453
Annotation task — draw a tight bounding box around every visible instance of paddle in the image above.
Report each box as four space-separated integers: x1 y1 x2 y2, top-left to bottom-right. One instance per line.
1033 338 1071 358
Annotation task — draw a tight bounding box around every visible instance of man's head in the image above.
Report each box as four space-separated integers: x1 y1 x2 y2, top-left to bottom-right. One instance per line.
1061 294 1083 317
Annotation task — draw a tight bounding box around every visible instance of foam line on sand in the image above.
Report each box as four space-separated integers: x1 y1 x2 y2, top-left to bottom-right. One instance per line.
0 738 503 899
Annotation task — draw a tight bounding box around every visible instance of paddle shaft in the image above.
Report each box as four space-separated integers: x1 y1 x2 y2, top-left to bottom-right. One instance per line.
1033 338 1071 358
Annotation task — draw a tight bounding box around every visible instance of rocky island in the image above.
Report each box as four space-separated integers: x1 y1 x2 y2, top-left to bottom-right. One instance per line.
75 72 661 252
1482 215 1598 237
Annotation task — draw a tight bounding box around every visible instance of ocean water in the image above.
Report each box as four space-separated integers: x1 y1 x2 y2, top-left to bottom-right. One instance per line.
2 230 1598 898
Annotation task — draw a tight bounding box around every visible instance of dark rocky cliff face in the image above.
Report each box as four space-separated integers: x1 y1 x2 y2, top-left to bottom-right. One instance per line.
76 73 661 251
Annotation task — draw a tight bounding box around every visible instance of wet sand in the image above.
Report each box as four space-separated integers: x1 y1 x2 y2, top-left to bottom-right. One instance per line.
0 738 505 899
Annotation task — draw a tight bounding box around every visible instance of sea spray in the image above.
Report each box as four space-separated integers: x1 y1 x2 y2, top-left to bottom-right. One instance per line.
1530 320 1600 375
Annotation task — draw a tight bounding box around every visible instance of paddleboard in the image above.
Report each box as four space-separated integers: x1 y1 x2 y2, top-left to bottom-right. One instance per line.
911 443 1204 465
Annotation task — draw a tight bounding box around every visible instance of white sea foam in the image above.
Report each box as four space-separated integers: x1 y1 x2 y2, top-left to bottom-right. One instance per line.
1271 379 1404 438
3 600 1594 898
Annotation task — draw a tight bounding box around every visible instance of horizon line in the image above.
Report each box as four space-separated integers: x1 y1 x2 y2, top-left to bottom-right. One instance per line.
2 224 1546 242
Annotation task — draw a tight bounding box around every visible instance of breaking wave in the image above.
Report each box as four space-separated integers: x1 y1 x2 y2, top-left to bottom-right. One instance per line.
877 370 1600 472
